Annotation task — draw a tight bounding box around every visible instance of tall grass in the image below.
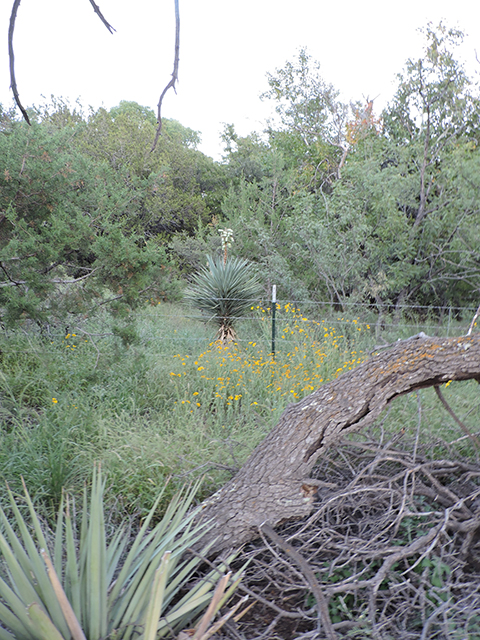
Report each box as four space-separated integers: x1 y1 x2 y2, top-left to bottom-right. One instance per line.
0 302 478 522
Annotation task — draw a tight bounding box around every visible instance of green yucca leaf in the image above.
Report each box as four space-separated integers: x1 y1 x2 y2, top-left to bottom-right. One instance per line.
161 538 216 611
78 487 89 630
107 482 169 608
26 603 64 640
0 530 46 620
160 552 246 635
85 466 107 640
53 494 65 579
157 593 213 636
0 621 16 640
64 497 81 623
0 576 36 639
105 527 128 587
142 551 171 640
109 483 209 633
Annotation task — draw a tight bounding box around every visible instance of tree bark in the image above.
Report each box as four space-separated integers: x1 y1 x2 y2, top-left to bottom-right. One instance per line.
199 333 480 552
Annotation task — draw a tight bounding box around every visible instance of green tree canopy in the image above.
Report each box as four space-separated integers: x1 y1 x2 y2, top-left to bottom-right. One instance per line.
221 25 480 312
0 106 177 326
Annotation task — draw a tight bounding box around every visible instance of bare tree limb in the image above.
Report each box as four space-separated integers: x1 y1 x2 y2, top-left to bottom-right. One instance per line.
230 440 480 638
9 0 115 125
467 303 480 336
434 385 480 451
151 0 180 151
87 0 116 34
0 261 22 286
198 333 480 552
0 269 100 288
8 0 30 124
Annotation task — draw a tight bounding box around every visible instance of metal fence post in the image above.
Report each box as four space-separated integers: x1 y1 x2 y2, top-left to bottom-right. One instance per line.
271 285 277 357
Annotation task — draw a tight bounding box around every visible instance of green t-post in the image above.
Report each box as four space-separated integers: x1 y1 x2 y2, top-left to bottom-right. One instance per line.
271 285 277 358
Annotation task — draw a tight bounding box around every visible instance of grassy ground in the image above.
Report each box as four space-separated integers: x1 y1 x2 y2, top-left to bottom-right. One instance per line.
0 301 478 521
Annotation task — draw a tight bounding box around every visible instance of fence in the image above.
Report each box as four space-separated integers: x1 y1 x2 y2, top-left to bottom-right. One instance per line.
15 297 478 359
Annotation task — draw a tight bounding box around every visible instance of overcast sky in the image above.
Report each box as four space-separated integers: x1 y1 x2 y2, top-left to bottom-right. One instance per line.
1 0 480 158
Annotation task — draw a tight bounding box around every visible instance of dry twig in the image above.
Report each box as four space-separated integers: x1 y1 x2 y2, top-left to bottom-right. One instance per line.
260 523 336 640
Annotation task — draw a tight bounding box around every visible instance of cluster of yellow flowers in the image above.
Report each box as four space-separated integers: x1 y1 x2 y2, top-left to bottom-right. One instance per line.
64 333 78 351
169 305 369 413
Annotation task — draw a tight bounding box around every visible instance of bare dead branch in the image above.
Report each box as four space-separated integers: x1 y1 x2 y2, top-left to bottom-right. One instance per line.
9 1 114 125
260 523 337 640
199 333 480 553
8 0 30 124
151 0 180 151
0 270 100 288
434 385 480 451
467 303 480 336
237 584 306 619
218 439 480 639
87 0 116 34
0 261 22 286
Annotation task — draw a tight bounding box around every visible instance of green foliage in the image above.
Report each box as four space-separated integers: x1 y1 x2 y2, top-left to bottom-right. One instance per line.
0 467 240 640
0 304 364 514
0 113 178 326
0 98 229 328
222 25 480 311
184 255 263 341
0 302 478 531
260 48 350 189
78 103 226 239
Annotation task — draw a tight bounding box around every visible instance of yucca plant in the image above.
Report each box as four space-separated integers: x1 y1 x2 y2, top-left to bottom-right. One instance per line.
0 467 243 640
184 255 262 342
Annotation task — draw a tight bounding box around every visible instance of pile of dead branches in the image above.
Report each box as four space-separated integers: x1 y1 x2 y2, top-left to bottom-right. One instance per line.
218 436 480 640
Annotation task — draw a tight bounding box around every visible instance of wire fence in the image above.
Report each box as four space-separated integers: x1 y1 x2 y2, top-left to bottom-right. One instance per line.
7 298 480 351
141 298 480 336
25 298 475 360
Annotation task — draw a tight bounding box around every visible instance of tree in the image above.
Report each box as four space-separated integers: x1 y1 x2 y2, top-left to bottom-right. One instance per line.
222 26 480 312
0 110 176 327
261 48 351 188
198 331 480 552
80 102 224 240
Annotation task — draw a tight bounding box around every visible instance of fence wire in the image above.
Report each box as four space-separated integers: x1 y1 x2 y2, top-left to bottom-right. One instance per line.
7 299 479 352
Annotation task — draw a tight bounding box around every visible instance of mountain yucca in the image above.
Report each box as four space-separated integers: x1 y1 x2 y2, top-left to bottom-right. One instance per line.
184 255 262 342
0 467 243 640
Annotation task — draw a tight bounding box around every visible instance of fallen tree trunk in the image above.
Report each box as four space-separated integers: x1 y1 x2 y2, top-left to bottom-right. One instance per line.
199 333 480 552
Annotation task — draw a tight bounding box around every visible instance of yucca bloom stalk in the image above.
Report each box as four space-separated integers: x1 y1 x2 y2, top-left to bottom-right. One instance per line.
0 467 242 640
184 255 262 342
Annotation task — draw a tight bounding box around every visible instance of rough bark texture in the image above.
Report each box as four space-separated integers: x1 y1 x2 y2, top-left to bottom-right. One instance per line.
199 333 480 552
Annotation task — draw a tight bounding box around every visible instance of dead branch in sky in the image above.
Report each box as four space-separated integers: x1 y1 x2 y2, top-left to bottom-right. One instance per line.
8 0 29 124
151 0 180 151
87 0 116 34
8 0 115 125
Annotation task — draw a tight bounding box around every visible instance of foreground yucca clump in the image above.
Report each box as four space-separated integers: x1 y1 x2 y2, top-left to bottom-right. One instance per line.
0 468 242 640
